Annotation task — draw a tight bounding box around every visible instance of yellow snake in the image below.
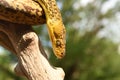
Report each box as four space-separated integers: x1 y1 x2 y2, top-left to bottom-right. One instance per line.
34 0 66 58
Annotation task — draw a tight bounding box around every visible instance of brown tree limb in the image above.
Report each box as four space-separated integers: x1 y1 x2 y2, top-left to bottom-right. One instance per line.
0 20 65 80
0 0 65 79
0 31 16 54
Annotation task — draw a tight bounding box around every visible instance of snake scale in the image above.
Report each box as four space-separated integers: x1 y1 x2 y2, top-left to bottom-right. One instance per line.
0 0 66 59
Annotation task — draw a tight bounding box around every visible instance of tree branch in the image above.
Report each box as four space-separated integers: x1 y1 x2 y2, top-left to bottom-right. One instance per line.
0 20 65 80
0 0 65 79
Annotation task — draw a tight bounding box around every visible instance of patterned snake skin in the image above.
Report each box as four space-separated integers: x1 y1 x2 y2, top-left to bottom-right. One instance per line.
0 0 46 25
0 0 66 59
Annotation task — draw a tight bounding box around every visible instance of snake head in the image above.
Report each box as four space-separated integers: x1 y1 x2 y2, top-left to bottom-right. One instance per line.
47 21 66 59
53 25 66 59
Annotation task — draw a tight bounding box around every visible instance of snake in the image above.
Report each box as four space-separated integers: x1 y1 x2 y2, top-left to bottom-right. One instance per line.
33 0 66 58
0 0 66 59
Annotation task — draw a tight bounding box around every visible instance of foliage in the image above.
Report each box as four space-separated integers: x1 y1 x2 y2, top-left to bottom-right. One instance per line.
49 0 120 80
0 49 26 80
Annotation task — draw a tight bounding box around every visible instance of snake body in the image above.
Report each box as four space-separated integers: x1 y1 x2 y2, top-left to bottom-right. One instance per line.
0 0 66 58
34 0 66 58
0 0 46 25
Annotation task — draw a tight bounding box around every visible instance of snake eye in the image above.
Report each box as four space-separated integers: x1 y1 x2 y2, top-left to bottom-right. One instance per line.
56 40 61 47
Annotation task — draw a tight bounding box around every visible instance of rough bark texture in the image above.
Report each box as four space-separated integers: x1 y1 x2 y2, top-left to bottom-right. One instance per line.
0 0 65 80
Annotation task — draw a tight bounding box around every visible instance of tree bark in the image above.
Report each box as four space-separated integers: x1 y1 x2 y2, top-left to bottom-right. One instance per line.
0 20 65 80
0 0 65 80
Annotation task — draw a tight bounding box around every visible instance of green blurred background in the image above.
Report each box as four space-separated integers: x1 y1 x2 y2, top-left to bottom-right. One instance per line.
1 0 120 80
